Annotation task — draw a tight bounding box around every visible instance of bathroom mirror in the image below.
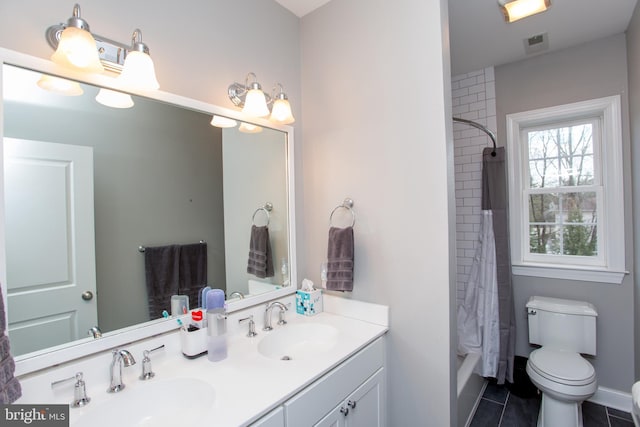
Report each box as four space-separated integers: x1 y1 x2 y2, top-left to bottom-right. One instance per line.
0 48 296 364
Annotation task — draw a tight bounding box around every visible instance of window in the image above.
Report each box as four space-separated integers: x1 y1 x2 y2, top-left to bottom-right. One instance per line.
506 96 625 284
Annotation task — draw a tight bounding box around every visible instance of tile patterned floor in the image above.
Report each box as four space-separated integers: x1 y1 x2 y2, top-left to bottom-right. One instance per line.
470 381 635 427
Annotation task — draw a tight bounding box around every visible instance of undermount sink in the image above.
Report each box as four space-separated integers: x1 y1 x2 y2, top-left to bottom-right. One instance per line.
72 378 215 427
258 323 339 361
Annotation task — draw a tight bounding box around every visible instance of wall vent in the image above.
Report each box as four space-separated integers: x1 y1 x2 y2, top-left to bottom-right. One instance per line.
524 32 549 55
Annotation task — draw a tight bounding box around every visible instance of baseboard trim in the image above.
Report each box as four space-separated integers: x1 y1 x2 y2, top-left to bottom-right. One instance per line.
588 386 632 413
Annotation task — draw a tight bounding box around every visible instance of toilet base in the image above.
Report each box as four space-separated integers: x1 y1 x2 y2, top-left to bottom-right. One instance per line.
537 393 584 427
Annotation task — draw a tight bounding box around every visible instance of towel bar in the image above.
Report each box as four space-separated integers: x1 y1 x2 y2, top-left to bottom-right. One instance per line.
138 240 206 253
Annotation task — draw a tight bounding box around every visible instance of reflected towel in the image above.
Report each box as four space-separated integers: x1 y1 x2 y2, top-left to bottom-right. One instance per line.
326 226 354 291
144 245 180 319
179 243 208 308
0 376 22 404
0 286 20 403
247 225 274 278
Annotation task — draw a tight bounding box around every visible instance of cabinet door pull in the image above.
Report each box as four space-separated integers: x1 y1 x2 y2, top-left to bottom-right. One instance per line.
340 407 349 416
348 400 357 409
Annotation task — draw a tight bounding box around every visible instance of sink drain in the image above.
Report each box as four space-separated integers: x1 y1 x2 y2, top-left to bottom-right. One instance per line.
281 355 292 361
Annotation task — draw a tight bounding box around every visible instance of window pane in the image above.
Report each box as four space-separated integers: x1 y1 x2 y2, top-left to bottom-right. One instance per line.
529 225 561 254
561 192 597 224
563 225 598 256
529 193 559 223
526 123 594 189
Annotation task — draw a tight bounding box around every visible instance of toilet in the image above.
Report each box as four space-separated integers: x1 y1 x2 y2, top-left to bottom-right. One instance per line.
525 296 598 427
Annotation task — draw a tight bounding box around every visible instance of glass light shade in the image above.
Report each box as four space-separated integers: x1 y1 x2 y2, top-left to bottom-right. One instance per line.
95 88 134 109
51 26 104 73
501 0 550 22
210 115 238 128
242 89 270 117
36 74 84 96
239 122 263 134
117 51 160 91
270 98 295 124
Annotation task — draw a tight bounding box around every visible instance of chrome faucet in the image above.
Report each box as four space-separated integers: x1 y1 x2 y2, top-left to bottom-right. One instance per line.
108 349 136 393
229 291 245 300
263 301 288 331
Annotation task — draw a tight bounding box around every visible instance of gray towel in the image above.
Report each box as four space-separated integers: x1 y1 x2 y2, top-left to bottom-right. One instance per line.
0 377 22 404
247 225 274 278
326 226 354 291
144 245 180 319
179 243 208 308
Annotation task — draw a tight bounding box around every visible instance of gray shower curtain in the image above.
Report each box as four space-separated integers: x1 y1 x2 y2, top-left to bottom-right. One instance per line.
482 146 515 384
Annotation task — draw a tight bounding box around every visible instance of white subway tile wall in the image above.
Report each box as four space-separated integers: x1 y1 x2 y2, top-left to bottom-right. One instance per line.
452 67 497 306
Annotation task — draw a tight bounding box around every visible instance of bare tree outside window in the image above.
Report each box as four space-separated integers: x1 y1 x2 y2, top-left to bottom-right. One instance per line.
526 123 598 257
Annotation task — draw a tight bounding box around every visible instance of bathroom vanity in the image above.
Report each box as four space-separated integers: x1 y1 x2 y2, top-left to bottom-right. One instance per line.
15 294 388 426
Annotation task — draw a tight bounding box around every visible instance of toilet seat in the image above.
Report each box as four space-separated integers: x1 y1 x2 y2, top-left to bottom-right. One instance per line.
528 348 596 386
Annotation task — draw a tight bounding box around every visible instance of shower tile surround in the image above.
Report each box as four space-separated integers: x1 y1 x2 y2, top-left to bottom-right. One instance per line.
452 67 497 307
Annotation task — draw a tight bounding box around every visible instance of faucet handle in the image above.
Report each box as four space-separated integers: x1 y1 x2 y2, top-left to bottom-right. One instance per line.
140 344 165 380
239 315 258 337
51 372 91 407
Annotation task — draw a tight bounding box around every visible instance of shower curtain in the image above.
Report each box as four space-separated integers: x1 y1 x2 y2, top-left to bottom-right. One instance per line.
457 147 515 384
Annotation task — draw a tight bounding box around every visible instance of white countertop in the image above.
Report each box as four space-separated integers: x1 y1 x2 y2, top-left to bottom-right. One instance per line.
17 295 388 427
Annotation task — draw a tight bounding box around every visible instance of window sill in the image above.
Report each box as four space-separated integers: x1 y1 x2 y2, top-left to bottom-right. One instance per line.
512 264 627 284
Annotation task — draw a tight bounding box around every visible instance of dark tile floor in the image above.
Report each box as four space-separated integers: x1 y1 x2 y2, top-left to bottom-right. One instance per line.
470 381 635 427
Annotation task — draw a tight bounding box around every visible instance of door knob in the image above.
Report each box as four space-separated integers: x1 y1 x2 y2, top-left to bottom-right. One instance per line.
82 291 94 301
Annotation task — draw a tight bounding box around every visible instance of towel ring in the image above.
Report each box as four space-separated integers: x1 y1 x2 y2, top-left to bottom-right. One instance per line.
252 202 273 226
329 198 356 227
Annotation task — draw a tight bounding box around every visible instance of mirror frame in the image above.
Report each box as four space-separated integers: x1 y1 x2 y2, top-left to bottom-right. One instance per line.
0 48 297 376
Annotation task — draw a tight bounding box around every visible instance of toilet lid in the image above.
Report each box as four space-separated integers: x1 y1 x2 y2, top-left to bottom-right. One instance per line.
528 348 596 386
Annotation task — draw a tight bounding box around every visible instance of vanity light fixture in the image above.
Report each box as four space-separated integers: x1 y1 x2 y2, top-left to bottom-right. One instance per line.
50 4 104 73
228 73 296 123
95 88 135 109
239 122 263 134
210 115 238 128
46 4 160 91
36 74 84 96
499 0 551 23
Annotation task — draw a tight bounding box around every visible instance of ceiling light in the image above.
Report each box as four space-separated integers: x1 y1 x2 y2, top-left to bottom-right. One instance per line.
95 88 134 108
500 0 551 23
210 115 238 128
50 4 104 73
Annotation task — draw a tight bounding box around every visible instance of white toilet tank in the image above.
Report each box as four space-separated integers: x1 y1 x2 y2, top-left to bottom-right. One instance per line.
527 296 597 355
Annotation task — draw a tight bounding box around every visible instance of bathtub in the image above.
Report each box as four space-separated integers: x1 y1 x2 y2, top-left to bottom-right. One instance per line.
457 352 487 427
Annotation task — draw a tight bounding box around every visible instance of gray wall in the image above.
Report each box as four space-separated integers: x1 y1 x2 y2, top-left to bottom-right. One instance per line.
4 94 225 332
495 33 635 392
627 1 640 381
300 0 456 425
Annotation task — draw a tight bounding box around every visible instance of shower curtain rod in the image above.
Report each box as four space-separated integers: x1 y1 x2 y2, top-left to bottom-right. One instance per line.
453 117 497 157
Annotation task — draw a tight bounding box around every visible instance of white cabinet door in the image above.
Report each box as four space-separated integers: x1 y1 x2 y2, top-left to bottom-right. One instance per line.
4 138 97 355
315 404 347 427
346 368 384 427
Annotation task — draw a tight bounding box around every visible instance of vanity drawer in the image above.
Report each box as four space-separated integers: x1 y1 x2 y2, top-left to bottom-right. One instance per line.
284 337 385 426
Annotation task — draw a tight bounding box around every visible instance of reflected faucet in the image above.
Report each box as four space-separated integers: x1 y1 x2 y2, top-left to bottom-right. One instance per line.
229 291 245 300
108 349 136 393
263 301 288 331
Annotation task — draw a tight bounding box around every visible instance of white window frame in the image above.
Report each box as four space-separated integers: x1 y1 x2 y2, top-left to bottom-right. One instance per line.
506 95 625 284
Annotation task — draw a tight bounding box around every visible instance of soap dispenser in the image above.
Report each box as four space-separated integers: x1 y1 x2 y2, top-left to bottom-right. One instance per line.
206 289 227 362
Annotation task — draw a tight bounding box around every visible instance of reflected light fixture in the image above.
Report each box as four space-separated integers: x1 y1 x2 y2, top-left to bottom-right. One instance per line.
116 29 160 91
228 73 295 123
239 122 263 134
50 4 104 73
499 0 551 23
36 74 84 96
210 115 238 128
95 88 134 109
